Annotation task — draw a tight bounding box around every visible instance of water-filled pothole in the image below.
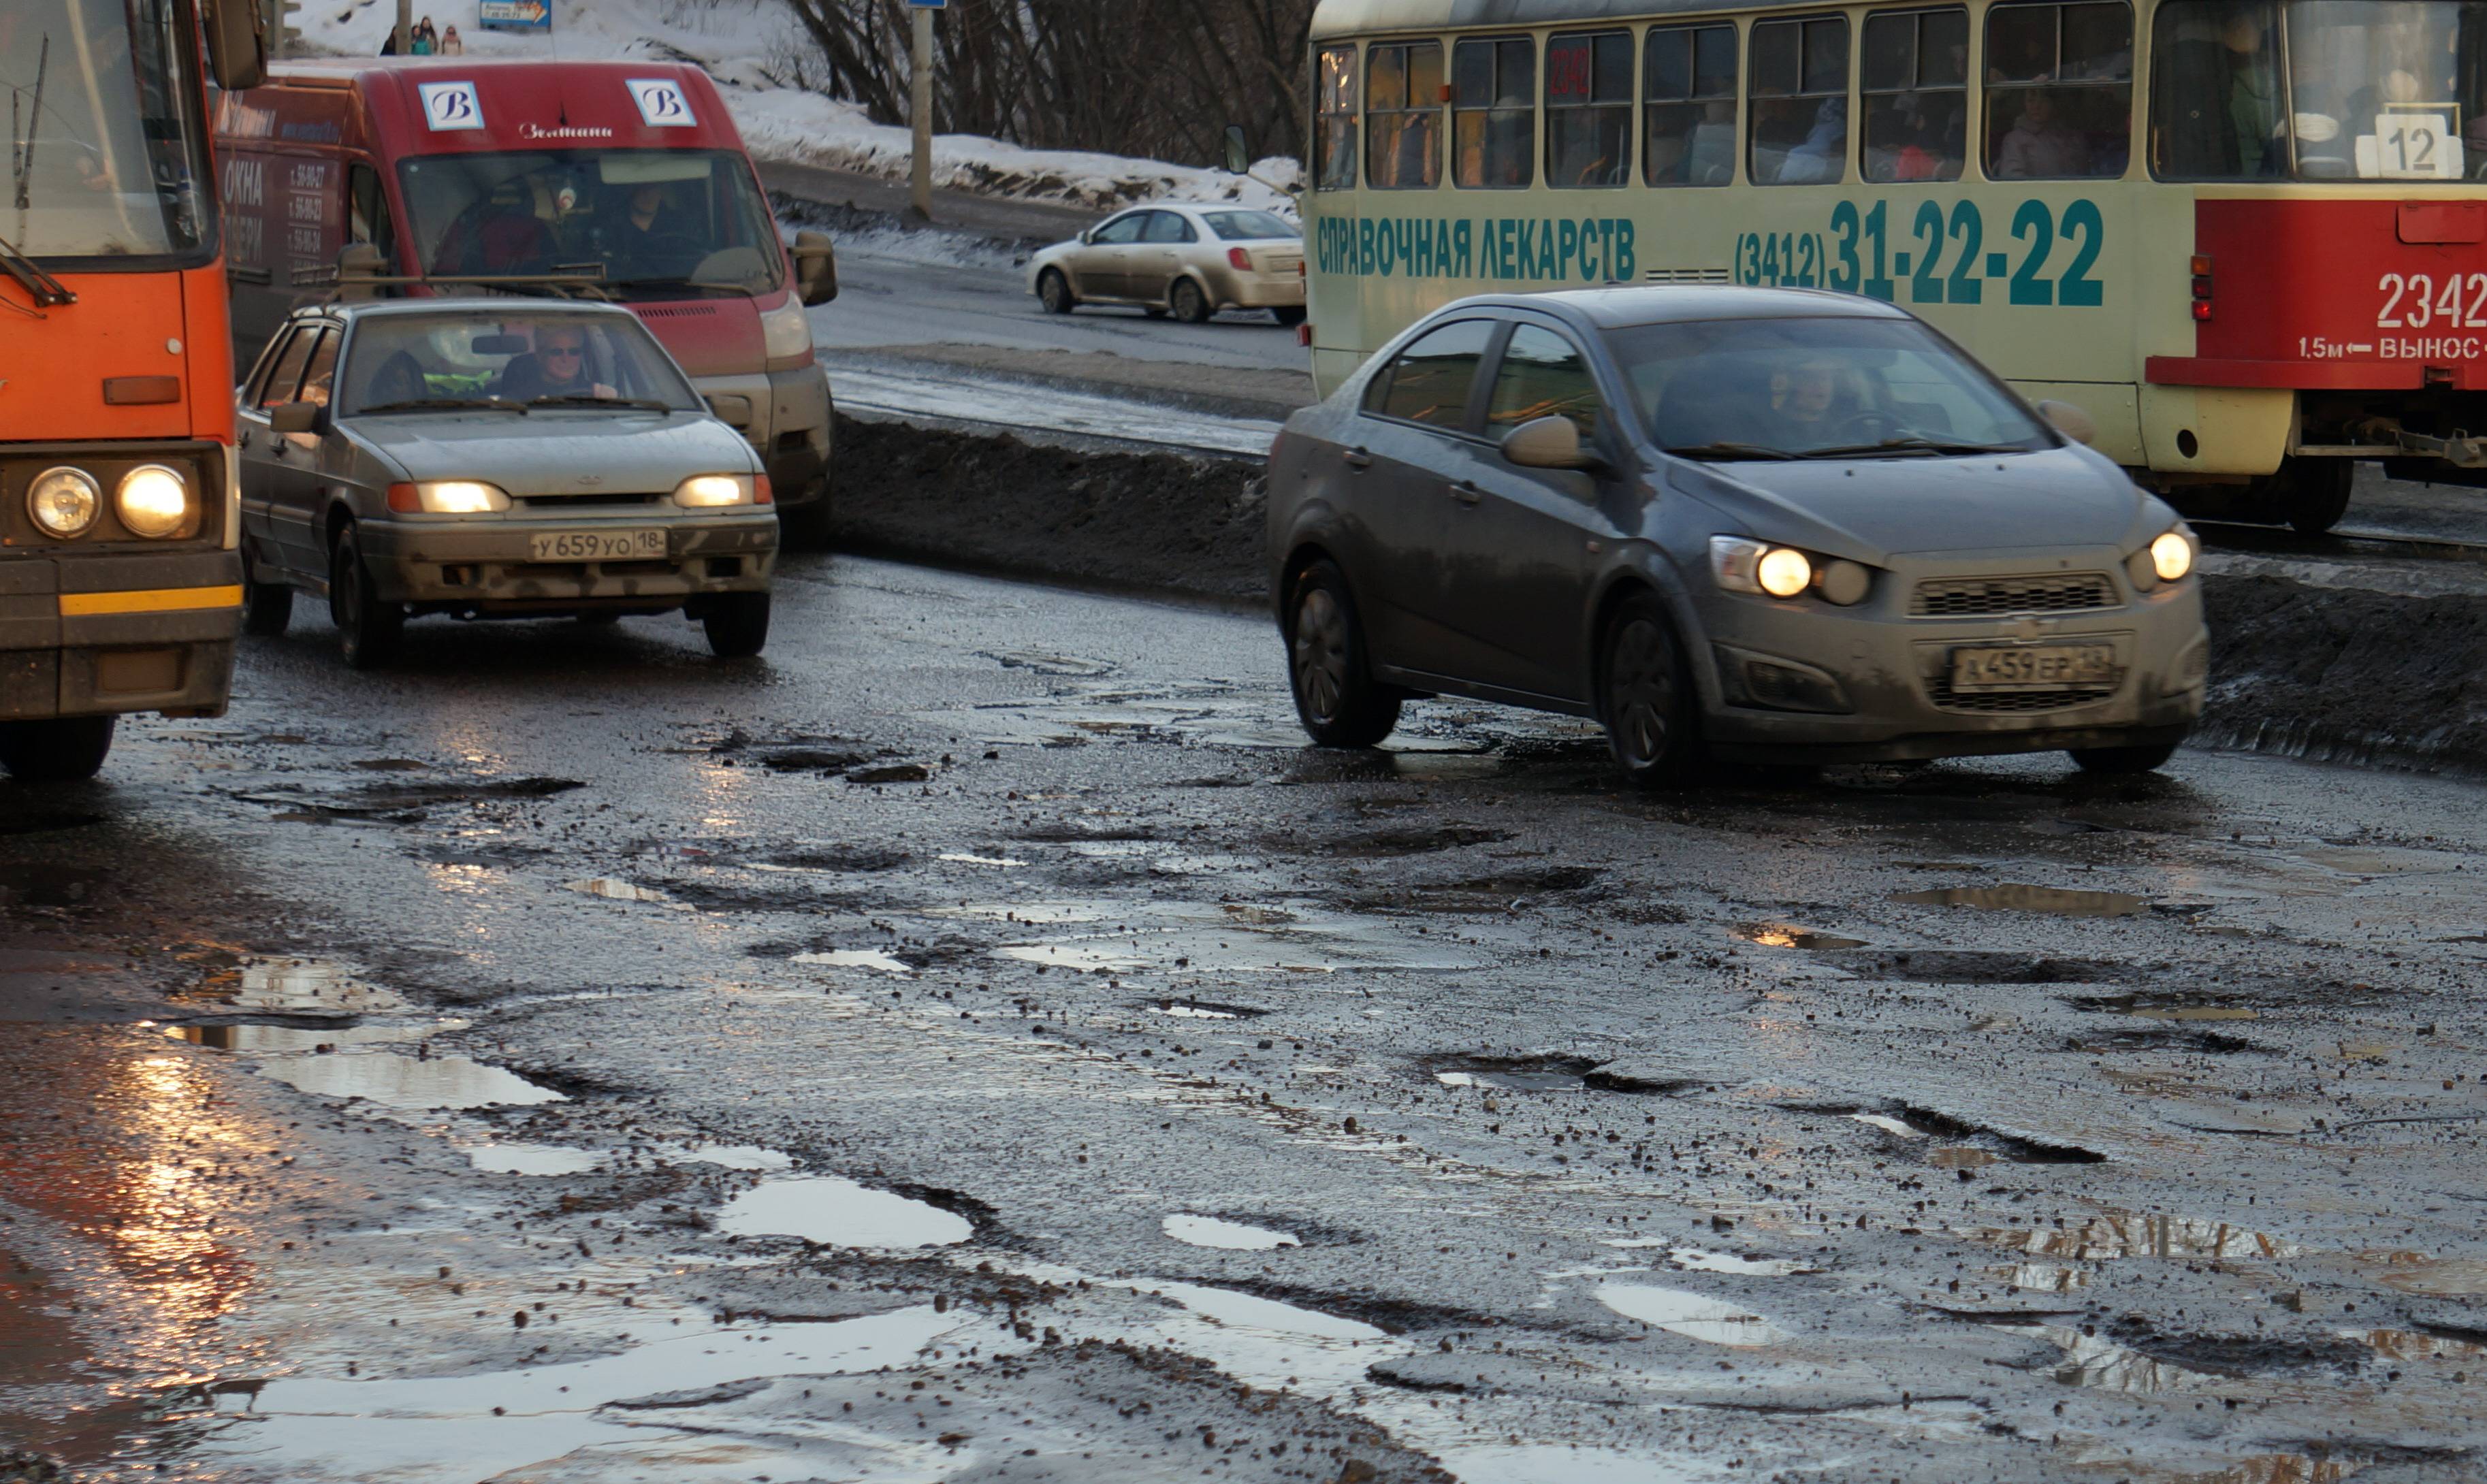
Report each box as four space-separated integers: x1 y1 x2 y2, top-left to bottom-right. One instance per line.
1734 923 1869 950
1164 1214 1301 1251
1597 1284 1791 1346
714 1177 972 1249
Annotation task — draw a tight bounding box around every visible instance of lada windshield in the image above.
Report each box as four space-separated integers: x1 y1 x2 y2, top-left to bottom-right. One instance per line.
398 148 784 297
340 312 702 415
2152 0 2487 179
1 0 213 265
1628 316 2052 459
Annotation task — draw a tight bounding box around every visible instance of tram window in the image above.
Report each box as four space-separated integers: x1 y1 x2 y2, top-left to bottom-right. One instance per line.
1861 9 1967 180
1316 46 1359 191
1980 1 2132 178
1456 37 1539 188
1547 31 1635 187
1367 42 1445 189
1646 25 1738 184
1750 17 1850 183
1365 319 1494 429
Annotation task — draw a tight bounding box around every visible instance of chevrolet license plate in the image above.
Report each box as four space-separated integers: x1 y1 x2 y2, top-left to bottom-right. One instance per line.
528 528 666 562
1949 643 2116 692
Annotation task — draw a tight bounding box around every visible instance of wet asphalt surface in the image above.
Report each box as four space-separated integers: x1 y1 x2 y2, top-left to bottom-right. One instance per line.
7 553 2487 1483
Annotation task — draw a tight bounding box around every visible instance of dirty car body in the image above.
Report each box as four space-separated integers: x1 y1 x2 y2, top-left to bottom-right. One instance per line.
1027 204 1305 323
235 299 776 660
1266 287 2209 778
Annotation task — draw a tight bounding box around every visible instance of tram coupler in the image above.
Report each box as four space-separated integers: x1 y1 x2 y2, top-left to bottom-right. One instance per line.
2366 421 2487 469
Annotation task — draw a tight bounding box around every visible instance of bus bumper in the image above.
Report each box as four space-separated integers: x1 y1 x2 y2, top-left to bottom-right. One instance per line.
0 551 244 722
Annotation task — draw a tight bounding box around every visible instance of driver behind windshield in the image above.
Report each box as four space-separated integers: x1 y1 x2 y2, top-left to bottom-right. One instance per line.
495 325 616 402
606 182 692 277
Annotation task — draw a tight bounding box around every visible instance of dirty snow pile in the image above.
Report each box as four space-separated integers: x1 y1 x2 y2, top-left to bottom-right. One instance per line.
295 0 1300 214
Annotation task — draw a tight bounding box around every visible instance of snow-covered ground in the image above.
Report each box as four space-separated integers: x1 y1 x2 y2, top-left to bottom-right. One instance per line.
298 0 1300 214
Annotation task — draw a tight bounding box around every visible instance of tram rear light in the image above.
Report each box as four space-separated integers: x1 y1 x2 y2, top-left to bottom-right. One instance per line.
1298 321 1313 348
2191 254 2214 321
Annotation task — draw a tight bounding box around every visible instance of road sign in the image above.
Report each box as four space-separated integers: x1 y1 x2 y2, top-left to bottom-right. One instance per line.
479 0 551 32
906 0 946 8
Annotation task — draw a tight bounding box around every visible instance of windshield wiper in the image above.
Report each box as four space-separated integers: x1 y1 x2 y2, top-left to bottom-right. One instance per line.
528 394 677 412
0 229 75 308
605 278 750 298
1665 441 1799 461
1799 436 2024 459
357 397 530 415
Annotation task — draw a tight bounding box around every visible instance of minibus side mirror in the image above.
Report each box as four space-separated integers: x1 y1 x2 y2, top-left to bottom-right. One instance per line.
2036 399 2097 447
1503 415 1601 471
792 231 838 307
1223 125 1250 178
204 0 268 91
269 401 321 435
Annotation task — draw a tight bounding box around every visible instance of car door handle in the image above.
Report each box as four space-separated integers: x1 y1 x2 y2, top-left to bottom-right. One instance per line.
1342 448 1373 471
1450 482 1483 506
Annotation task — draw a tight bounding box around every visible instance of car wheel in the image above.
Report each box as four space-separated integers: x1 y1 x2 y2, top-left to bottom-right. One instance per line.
241 548 293 637
1599 594 1700 789
0 715 116 782
1038 270 1076 315
1287 559 1400 747
2068 741 2181 775
1272 306 1306 327
329 523 404 671
2285 460 2353 536
703 592 770 659
1170 278 1210 325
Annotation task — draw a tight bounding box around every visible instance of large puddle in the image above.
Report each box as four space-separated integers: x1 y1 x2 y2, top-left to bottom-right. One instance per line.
713 1177 972 1249
211 958 413 1018
255 1052 564 1112
1596 1284 1793 1347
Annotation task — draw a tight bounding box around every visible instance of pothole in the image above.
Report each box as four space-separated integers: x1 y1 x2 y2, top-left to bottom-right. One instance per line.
1146 998 1268 1020
1597 1284 1792 1347
1733 923 1869 950
789 949 918 975
1844 1108 2104 1163
1969 1212 2300 1262
1891 884 2147 917
714 1177 973 1249
566 877 675 904
1426 1054 1597 1093
1816 949 2118 984
1164 1214 1301 1251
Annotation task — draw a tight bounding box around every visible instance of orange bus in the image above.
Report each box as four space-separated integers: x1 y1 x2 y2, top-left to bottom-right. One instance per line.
0 0 263 781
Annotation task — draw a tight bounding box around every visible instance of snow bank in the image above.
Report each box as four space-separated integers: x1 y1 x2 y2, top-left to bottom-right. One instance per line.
297 0 1299 214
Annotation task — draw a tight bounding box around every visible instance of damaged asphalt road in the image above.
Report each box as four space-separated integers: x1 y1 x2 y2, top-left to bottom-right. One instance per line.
7 553 2487 1483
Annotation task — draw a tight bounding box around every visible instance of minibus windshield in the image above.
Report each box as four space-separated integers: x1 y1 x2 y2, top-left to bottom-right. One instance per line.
399 148 786 297
1 0 212 265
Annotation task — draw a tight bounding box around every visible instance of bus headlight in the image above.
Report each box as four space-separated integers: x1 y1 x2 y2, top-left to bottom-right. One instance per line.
760 296 815 366
29 467 102 538
116 464 192 538
673 474 756 508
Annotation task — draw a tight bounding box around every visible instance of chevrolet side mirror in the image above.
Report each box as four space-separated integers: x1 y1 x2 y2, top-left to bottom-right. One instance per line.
2037 399 2097 446
792 230 838 306
269 401 320 435
1503 415 1599 471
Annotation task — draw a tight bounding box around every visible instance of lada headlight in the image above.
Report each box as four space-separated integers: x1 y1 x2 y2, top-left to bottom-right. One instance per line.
116 465 193 538
386 481 511 514
28 467 102 538
673 474 759 508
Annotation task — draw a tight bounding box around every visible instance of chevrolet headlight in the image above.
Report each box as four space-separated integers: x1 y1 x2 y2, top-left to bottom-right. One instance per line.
116 464 192 538
28 467 101 538
2128 526 2198 590
673 473 756 508
760 295 814 365
1710 535 1817 599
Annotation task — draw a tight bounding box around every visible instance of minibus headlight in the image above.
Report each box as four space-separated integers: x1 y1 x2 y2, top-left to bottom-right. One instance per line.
116 464 193 538
673 474 756 508
760 296 814 364
28 467 102 538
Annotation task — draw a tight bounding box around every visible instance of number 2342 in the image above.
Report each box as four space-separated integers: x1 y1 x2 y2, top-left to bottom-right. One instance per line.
2377 272 2487 329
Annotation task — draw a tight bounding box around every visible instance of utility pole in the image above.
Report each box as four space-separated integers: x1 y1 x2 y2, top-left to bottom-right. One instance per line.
394 0 411 54
908 0 940 221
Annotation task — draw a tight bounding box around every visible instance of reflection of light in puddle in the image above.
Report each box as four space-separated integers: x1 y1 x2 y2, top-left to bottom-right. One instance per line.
2347 1327 2487 1362
208 1306 967 1483
1852 1113 1925 1138
2362 1252 2487 1296
456 1142 607 1176
1164 1214 1300 1251
1734 922 1868 950
165 1020 463 1053
223 959 411 1018
1145 1281 1382 1342
1892 884 2146 917
2072 1451 2365 1484
788 950 916 975
256 1052 565 1111
1597 1284 1791 1346
1155 1003 1241 1020
1662 1247 1817 1276
991 901 1473 977
2006 1324 2223 1395
564 877 673 903
1989 1263 2091 1293
1436 1068 1583 1093
1974 1213 2300 1262
658 1143 793 1172
715 1177 971 1248
937 852 1027 867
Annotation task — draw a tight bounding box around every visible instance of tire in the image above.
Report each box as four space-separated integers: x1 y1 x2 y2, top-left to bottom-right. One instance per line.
0 715 116 782
2069 741 2181 775
1272 306 1307 327
1597 593 1701 789
2285 460 2353 536
703 592 770 659
1037 270 1076 315
1286 559 1400 747
329 523 404 671
241 550 293 637
1170 278 1210 325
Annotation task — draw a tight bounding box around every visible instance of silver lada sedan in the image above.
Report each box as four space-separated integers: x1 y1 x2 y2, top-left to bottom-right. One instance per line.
234 300 777 668
1266 288 2208 784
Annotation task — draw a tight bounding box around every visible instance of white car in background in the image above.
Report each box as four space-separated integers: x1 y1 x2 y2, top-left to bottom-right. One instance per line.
1028 204 1304 325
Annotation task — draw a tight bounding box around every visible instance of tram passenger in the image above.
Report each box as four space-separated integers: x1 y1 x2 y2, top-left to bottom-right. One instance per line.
1778 97 1848 182
1993 90 2092 176
2220 10 2285 175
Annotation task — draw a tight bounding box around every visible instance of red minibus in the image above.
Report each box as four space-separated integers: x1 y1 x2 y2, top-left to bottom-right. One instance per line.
212 59 837 531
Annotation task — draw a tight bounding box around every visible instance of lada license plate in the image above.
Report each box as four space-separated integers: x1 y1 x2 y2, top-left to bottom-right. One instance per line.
529 528 666 562
1949 643 2116 692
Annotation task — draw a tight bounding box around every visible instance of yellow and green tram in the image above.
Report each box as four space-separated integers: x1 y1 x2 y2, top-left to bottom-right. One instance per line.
1302 0 2487 530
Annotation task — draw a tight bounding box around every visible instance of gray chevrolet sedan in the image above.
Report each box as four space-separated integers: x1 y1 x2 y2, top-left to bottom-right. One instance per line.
1267 288 2208 784
235 300 777 668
